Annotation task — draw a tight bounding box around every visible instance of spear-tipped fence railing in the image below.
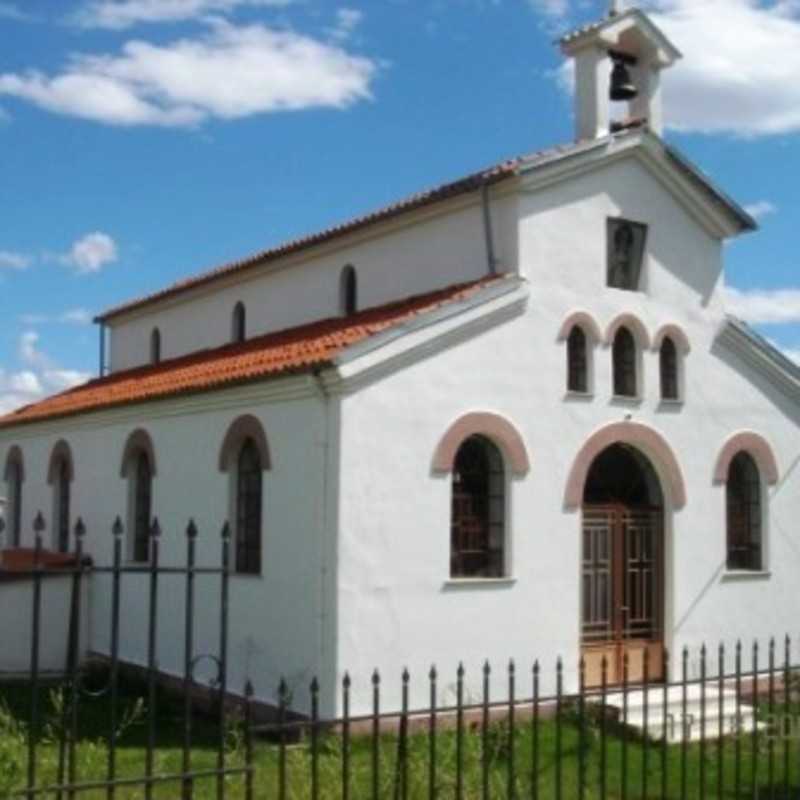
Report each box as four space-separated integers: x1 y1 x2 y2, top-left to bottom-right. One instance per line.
5 512 800 798
4 514 253 799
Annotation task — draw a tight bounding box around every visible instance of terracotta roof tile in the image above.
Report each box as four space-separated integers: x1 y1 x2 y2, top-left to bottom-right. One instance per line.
1 276 502 429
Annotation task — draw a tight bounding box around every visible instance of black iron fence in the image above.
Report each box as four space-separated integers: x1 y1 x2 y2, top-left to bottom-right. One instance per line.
1 513 799 798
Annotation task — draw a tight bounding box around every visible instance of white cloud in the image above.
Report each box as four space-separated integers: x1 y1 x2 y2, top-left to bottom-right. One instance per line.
0 250 31 270
59 308 94 325
552 1 800 137
330 8 363 41
528 0 569 17
19 308 93 326
0 19 377 127
60 232 118 274
74 0 292 29
0 333 91 415
19 330 49 368
743 200 777 220
725 286 800 324
648 0 800 136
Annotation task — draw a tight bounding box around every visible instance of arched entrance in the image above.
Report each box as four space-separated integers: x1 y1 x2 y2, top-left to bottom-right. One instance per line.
581 444 665 686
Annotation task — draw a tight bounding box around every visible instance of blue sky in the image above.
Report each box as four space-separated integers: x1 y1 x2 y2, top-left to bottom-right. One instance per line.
0 0 799 412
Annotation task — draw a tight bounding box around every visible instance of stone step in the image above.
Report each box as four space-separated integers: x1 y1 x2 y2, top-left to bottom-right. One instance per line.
592 683 764 743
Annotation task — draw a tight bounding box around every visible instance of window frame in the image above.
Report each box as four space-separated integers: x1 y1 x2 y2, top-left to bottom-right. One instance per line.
150 328 161 365
607 218 648 292
340 265 357 316
450 434 508 580
612 326 639 399
567 324 591 394
235 437 263 575
54 458 71 553
5 456 23 548
726 451 764 572
232 302 246 344
659 335 680 402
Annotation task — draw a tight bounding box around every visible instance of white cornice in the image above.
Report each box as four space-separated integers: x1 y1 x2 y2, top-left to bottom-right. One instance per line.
321 278 529 395
518 133 745 240
715 319 800 405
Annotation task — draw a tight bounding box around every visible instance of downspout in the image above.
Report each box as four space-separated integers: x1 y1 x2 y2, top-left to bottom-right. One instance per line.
98 322 106 377
311 367 332 713
481 182 498 276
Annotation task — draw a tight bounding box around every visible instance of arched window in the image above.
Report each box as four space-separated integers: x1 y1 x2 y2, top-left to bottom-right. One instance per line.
3 448 24 548
232 302 246 344
340 265 357 316
55 459 71 553
133 452 153 563
451 435 505 578
121 429 157 563
236 438 262 575
613 326 637 398
150 328 161 365
660 336 679 400
726 452 762 571
48 440 74 553
567 325 588 393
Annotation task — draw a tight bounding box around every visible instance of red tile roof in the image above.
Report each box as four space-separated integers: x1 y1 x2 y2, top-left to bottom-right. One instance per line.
0 276 504 429
96 161 521 323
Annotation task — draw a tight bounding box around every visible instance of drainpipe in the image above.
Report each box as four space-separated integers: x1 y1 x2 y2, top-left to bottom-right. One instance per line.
311 368 332 714
98 322 106 377
481 182 498 276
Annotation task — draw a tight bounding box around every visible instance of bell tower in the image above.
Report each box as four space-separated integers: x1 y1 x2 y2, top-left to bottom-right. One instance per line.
560 5 681 141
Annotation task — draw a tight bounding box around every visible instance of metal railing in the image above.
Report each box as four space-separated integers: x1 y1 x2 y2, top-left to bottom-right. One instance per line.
1 512 799 798
0 513 253 800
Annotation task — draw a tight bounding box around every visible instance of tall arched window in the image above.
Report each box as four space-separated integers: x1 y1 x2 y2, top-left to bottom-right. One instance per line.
48 440 74 553
133 452 153 563
451 435 505 578
613 326 637 397
3 449 23 548
232 302 246 344
236 438 262 575
726 451 762 571
150 328 161 365
567 325 588 393
55 459 71 553
660 336 679 400
340 265 357 316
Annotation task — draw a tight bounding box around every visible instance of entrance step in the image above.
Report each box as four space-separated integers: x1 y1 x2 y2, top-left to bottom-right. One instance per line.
594 685 764 743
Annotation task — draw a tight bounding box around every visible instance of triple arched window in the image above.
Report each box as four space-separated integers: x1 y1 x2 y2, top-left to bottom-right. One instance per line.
567 326 588 394
659 336 679 401
726 451 762 571
612 326 637 397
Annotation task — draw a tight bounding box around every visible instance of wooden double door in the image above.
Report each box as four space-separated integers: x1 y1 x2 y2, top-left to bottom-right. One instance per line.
581 504 664 687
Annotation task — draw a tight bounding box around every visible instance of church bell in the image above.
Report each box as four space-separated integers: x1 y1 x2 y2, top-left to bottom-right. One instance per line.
609 56 638 102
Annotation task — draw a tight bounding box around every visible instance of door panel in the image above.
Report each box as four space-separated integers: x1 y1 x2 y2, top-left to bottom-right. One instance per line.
581 505 663 686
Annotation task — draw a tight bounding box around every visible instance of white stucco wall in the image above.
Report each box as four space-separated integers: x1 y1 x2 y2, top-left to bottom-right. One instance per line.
332 153 800 715
0 379 333 713
0 576 89 675
107 192 518 373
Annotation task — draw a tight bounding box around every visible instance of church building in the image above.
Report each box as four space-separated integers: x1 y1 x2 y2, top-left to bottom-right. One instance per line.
1 6 798 717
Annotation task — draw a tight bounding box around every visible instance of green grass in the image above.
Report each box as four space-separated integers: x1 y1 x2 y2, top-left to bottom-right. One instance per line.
1 680 800 798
